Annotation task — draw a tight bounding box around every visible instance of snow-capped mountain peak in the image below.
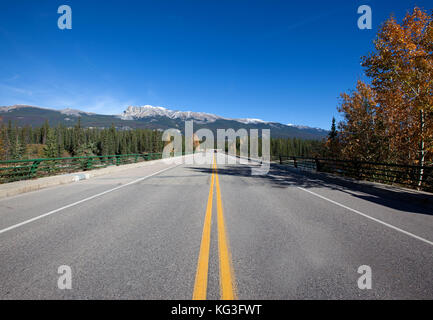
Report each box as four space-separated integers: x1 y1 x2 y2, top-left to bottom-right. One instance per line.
60 108 95 116
288 123 327 132
120 105 222 123
119 105 274 125
237 118 268 124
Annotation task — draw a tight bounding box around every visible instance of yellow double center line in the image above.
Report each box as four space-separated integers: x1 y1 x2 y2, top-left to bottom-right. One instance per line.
193 154 237 300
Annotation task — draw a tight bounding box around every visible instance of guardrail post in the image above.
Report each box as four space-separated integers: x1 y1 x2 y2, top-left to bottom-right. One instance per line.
354 160 361 179
86 157 93 171
315 156 321 172
293 157 298 168
279 155 282 164
30 160 41 178
116 155 120 166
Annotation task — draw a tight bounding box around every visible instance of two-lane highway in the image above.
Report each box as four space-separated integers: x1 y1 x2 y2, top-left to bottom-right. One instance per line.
0 152 432 299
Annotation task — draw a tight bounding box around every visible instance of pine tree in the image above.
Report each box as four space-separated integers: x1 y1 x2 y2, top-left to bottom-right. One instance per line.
0 129 4 160
44 128 58 158
9 124 24 160
151 130 159 153
41 120 49 145
326 117 340 157
329 117 337 141
56 125 65 157
100 130 110 156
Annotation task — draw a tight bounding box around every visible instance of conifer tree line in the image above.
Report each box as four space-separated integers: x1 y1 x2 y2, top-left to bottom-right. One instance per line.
326 7 433 166
231 136 325 158
0 118 164 160
0 115 326 161
269 138 324 157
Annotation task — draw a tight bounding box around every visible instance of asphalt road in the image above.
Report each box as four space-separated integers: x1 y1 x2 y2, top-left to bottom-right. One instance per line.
0 152 432 299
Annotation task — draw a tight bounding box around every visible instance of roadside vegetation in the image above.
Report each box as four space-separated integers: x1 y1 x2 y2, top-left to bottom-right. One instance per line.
0 118 164 160
328 7 433 166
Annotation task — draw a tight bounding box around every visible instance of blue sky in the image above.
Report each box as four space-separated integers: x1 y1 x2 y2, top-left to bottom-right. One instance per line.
0 0 431 129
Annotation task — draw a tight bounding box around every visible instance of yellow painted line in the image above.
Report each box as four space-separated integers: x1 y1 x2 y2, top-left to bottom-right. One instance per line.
214 157 237 300
192 158 215 300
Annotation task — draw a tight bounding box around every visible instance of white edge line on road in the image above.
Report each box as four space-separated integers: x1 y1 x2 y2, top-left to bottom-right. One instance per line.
297 187 433 247
0 164 180 236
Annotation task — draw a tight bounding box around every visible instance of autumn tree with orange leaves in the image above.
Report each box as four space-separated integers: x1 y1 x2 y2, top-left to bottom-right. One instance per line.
337 7 433 173
338 81 386 161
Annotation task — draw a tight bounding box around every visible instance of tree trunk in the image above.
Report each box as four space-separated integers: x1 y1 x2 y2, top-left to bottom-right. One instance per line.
418 109 425 188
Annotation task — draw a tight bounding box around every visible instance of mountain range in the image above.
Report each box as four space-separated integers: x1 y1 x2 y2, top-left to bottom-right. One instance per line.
0 105 328 140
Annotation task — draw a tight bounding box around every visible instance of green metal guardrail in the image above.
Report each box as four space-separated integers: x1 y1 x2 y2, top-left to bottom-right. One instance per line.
0 153 169 184
274 155 433 192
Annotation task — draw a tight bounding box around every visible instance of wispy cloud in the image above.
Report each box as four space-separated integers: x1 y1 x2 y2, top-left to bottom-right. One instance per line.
259 6 345 39
80 95 136 115
285 11 337 32
4 74 20 82
0 83 33 96
0 81 136 114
